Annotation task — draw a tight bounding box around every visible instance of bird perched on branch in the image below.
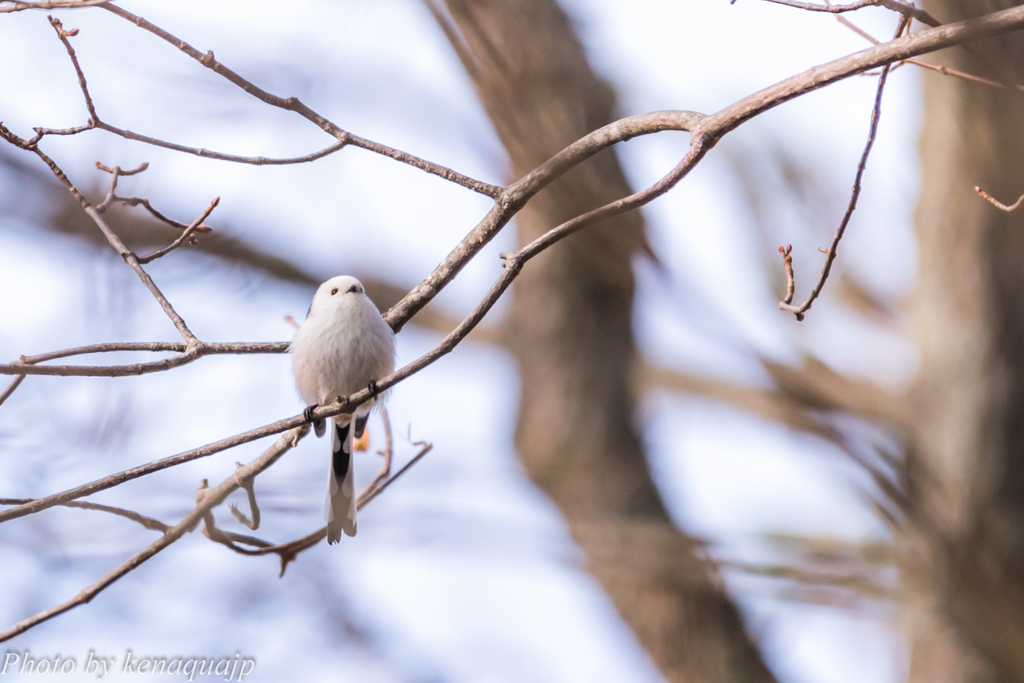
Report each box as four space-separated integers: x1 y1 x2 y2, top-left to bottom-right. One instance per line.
291 275 395 543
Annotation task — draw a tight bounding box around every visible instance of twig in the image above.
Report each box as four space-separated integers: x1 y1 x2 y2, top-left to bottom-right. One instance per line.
356 440 432 511
93 161 218 237
0 0 107 13
743 0 935 25
0 498 170 533
27 122 93 145
48 16 97 123
94 161 150 177
360 405 394 500
197 478 270 549
98 4 502 198
0 427 305 643
23 143 198 341
0 413 314 524
93 162 149 213
778 244 796 304
137 196 219 264
115 195 211 232
223 438 434 577
229 462 261 531
96 122 349 169
777 17 906 320
975 186 1024 213
834 12 1024 94
31 13 481 194
0 340 291 377
0 375 26 406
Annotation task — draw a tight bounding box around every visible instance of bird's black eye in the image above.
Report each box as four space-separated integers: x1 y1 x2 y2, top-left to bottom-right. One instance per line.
330 288 338 295
347 285 359 294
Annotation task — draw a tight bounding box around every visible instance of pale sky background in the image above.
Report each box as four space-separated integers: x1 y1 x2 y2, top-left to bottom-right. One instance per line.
0 1 920 681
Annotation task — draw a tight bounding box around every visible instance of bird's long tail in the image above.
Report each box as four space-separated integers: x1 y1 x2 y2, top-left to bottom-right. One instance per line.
325 417 357 542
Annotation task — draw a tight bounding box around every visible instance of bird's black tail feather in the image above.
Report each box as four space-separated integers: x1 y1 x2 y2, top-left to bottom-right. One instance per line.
325 417 357 542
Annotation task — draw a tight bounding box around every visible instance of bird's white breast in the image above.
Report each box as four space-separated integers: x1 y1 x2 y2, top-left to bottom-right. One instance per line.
291 295 395 407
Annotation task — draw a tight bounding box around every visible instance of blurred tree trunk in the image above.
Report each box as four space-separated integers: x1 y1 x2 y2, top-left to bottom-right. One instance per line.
432 2 776 682
906 1 1024 680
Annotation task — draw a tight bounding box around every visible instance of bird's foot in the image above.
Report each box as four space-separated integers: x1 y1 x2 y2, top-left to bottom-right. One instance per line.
367 380 379 401
303 404 325 438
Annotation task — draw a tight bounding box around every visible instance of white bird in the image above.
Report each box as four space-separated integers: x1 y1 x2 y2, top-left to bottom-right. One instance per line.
290 275 396 543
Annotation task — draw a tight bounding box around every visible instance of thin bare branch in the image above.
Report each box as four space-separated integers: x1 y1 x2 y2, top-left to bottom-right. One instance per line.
115 195 209 232
225 438 433 577
96 121 349 169
975 186 1024 213
0 0 107 13
92 161 220 242
743 0 936 25
0 375 26 406
0 414 310 525
0 341 293 377
93 162 149 213
33 12 484 193
27 122 93 145
778 17 906 320
834 12 1024 94
356 440 432 511
229 462 261 531
1 498 170 533
18 341 187 364
0 427 305 643
94 161 149 177
360 406 395 500
778 244 796 305
19 145 198 341
137 196 219 264
47 16 97 122
0 346 200 378
98 4 502 197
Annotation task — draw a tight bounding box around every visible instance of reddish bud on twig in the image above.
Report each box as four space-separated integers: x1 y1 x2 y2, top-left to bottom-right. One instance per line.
975 185 1024 213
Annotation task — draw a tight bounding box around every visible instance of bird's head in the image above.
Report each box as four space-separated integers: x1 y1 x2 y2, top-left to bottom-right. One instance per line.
307 275 367 318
